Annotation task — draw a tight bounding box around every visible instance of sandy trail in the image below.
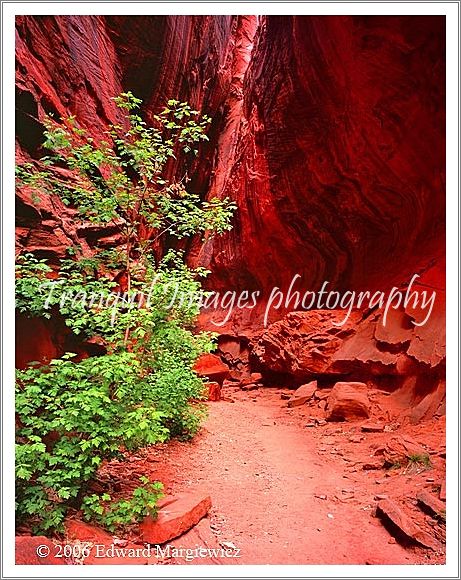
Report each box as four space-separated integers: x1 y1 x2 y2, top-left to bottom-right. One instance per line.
152 388 420 565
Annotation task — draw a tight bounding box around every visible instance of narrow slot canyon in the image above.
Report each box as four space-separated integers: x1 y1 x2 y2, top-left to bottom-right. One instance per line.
14 14 446 567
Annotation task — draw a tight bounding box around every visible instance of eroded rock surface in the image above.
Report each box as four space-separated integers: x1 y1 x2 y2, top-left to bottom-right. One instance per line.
16 15 445 330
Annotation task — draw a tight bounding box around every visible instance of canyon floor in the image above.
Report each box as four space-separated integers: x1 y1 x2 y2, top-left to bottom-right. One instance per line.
106 385 446 566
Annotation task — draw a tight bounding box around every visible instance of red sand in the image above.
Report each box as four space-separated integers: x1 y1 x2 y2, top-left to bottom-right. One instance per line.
108 387 445 565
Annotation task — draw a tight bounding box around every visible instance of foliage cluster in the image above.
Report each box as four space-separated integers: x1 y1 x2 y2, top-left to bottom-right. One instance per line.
15 92 235 532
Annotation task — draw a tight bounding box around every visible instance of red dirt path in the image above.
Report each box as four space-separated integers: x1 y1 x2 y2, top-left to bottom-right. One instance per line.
116 387 445 565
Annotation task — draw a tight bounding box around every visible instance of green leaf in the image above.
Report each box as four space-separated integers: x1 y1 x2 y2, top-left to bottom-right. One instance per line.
15 92 234 534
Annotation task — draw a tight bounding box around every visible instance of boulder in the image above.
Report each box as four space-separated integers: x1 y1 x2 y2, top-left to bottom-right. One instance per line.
216 336 251 380
326 382 370 421
362 460 384 470
318 399 327 411
376 499 441 551
15 536 61 565
194 354 229 385
287 381 317 408
253 310 361 377
140 492 212 544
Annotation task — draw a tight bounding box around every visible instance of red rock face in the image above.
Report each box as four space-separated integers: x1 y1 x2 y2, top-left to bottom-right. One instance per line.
192 16 445 315
15 15 445 355
15 15 237 259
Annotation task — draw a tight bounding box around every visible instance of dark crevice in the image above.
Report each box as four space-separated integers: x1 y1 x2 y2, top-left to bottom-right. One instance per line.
15 88 44 157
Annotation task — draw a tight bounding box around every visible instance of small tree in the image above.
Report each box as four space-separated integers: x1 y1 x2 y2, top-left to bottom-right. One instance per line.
15 93 235 533
18 92 235 305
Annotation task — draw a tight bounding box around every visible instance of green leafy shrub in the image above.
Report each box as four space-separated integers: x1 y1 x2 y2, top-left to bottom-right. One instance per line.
16 352 168 532
82 477 164 532
15 92 235 533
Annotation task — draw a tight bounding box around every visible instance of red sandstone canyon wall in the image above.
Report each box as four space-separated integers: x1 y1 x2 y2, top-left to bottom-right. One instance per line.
191 16 445 302
15 14 445 344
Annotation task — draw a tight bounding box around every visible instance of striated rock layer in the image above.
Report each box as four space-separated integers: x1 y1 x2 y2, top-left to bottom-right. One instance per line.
190 16 445 322
15 15 238 261
15 15 445 374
